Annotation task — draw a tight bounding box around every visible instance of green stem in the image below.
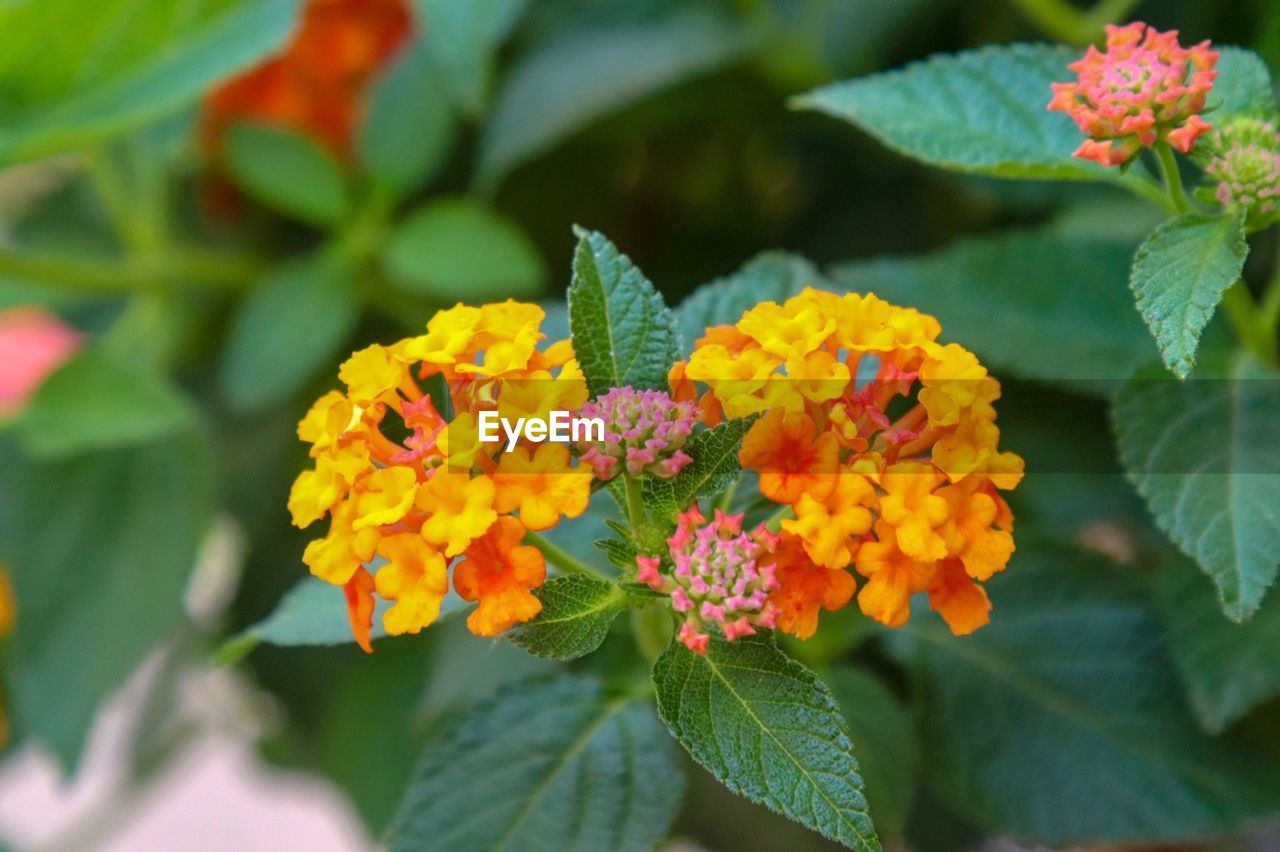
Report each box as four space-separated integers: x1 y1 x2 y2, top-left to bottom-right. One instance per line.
630 605 672 662
0 247 258 293
1006 0 1090 44
714 480 739 513
1154 143 1192 214
764 503 794 534
1261 265 1280 353
1221 280 1278 366
1080 0 1143 33
623 474 646 530
1117 169 1181 214
524 531 608 579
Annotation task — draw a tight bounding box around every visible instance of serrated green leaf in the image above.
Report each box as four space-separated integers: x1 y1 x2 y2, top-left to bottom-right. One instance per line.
0 436 213 768
358 38 457 195
383 198 546 299
476 9 747 187
225 124 348 227
1130 211 1247 379
796 44 1115 182
389 674 684 852
653 632 880 851
0 0 298 163
898 537 1280 843
831 229 1159 388
677 252 831 353
595 537 638 571
417 0 530 115
1113 353 1280 620
1157 555 1280 734
505 574 627 661
17 348 194 458
643 417 754 521
568 228 680 398
220 254 359 413
1209 47 1274 117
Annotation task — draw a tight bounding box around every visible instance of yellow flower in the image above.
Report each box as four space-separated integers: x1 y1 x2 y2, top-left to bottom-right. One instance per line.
339 344 405 405
351 466 419 531
374 533 450 635
418 471 498 556
297 390 360 455
919 342 988 427
877 462 949 562
938 480 1016 582
855 520 936 628
287 442 370 528
492 444 592 531
399 303 483 366
303 501 380 585
781 473 875 568
738 299 835 361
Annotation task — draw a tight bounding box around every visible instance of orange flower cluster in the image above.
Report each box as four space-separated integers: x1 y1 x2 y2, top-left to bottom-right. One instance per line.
675 287 1023 636
289 301 592 648
201 0 411 158
0 567 13 748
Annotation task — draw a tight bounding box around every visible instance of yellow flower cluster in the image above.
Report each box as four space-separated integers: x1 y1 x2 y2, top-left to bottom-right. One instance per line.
289 301 592 647
676 287 1023 636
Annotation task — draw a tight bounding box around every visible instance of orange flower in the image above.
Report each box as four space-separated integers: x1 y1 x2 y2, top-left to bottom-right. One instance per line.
740 409 839 504
491 444 591 532
453 517 546 637
767 533 856 639
855 521 935 628
927 559 992 635
781 473 875 569
343 565 377 654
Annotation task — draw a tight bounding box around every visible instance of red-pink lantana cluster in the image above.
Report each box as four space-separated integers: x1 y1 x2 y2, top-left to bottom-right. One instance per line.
578 387 696 481
1049 22 1218 166
637 506 780 654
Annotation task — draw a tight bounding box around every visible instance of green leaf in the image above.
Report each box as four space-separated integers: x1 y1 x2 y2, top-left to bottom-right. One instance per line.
417 0 529 114
830 229 1158 388
220 254 359 413
1209 47 1274 117
477 9 748 187
383 198 546 299
17 348 194 458
1157 555 1280 734
388 674 685 852
0 0 299 163
595 537 638 571
643 417 754 521
1113 353 1280 620
653 632 880 851
224 124 349 227
677 252 831 353
568 227 680 398
1130 211 1247 379
898 537 1280 843
827 667 919 838
505 574 628 661
0 436 213 768
358 39 457 195
796 44 1114 182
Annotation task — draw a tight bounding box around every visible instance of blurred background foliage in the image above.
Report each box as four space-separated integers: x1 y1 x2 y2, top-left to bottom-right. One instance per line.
1 0 1279 849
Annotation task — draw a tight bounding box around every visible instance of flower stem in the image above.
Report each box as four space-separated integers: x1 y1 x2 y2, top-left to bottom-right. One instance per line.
630 604 672 662
1154 143 1192 214
764 503 794 534
524 531 609 579
1221 280 1279 367
623 474 646 530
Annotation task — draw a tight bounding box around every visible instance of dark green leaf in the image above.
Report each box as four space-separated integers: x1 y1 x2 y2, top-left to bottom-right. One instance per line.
17 348 193 458
417 0 530 114
476 9 747 187
389 674 684 852
1130 211 1247 378
1209 47 1274 117
505 574 628 661
643 417 754 521
1113 353 1280 620
568 227 679 398
383 198 546 299
220 254 359 412
0 0 299 163
358 39 457 195
0 436 213 768
1158 555 1280 734
595 537 638 572
225 124 348 227
898 537 1280 843
653 632 880 851
796 44 1115 182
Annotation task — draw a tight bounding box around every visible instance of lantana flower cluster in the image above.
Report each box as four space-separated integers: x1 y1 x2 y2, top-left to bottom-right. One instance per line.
577 387 696 481
675 287 1024 637
1048 22 1218 166
289 300 592 647
1199 116 1280 224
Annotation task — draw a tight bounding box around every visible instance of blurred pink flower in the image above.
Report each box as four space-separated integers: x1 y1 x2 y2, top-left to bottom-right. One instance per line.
0 307 82 413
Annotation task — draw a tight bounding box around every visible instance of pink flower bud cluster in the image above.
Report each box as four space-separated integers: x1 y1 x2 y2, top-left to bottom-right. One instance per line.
577 386 695 481
636 506 780 654
1203 119 1280 220
1049 22 1218 167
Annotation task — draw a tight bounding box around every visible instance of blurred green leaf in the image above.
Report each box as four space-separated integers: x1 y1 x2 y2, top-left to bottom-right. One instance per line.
568 227 679 398
796 44 1115 182
830 230 1157 388
476 9 748 187
1130 211 1247 379
643 417 754 522
0 0 299 163
359 39 457 195
224 124 349 227
417 0 530 115
219 254 359 413
653 632 879 851
505 574 627 661
0 436 213 768
388 674 684 852
16 348 194 458
1209 47 1275 117
382 198 546 299
1158 555 1280 734
827 666 918 838
677 252 831 352
1113 354 1280 621
898 537 1280 844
